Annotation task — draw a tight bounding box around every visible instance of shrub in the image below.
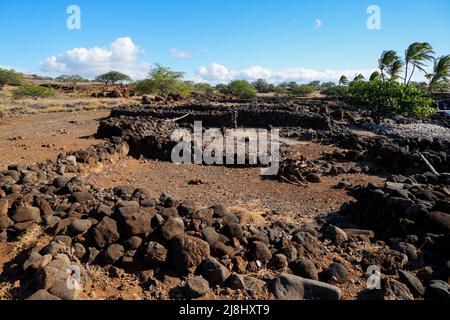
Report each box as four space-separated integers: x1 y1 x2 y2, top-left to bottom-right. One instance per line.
321 85 348 99
290 84 315 97
222 80 257 100
193 82 214 94
0 69 23 90
345 80 435 122
13 84 57 100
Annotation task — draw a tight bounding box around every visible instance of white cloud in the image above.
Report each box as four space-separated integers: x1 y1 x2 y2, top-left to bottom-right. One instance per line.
196 63 375 84
40 37 150 79
197 63 237 82
315 19 322 29
170 48 192 58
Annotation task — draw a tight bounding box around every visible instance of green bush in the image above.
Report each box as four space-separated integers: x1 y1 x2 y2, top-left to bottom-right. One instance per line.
221 80 257 99
13 84 57 100
345 80 435 122
290 84 315 97
321 85 348 99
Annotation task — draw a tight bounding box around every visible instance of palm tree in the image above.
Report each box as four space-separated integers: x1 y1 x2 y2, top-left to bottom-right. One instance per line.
339 75 349 85
370 71 380 81
427 55 450 93
353 73 365 82
387 59 404 81
404 42 435 85
378 50 400 80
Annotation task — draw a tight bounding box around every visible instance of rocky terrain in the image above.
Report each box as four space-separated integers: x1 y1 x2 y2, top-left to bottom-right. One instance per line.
0 100 449 301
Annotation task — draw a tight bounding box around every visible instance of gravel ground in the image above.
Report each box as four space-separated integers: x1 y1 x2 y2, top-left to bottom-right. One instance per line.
365 123 450 140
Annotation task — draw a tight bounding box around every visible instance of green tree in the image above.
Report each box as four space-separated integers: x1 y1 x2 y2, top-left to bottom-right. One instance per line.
252 78 274 93
370 71 381 81
426 55 450 93
353 73 365 82
95 71 132 85
307 81 321 89
13 84 56 100
223 80 257 99
339 75 349 86
378 50 400 80
0 69 23 90
387 59 404 81
134 64 186 96
404 42 434 85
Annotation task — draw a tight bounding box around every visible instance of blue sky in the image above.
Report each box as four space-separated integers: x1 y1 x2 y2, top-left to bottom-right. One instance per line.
0 0 449 83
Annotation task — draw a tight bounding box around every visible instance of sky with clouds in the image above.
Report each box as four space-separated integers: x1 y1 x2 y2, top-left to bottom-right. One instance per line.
0 0 449 83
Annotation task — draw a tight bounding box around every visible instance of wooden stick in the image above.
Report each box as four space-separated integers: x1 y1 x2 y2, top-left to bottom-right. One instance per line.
419 152 440 176
167 113 190 122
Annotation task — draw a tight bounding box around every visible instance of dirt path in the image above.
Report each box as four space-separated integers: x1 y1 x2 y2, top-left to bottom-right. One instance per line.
0 110 109 169
90 156 384 225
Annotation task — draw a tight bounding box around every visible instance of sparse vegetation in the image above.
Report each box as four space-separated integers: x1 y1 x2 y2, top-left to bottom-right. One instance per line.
12 84 57 100
321 85 348 99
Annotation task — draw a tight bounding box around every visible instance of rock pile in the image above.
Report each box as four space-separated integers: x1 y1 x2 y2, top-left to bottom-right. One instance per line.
329 172 450 300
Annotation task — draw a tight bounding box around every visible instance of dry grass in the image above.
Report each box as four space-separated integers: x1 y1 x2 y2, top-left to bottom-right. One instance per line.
229 199 268 227
0 282 14 300
11 224 45 256
0 85 140 114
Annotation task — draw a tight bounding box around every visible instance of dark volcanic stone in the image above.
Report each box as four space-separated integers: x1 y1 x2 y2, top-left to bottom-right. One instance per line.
104 244 125 264
185 276 210 298
171 234 210 275
398 270 425 297
248 241 272 264
322 262 348 284
144 241 168 265
118 205 154 236
92 217 120 248
290 258 319 280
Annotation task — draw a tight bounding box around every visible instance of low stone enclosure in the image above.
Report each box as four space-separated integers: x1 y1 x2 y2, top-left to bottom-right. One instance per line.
97 103 450 179
0 102 449 300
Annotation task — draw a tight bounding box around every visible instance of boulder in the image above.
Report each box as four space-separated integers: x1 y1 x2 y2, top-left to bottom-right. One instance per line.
398 270 425 297
185 276 210 298
118 205 154 236
69 219 92 234
201 257 231 286
322 262 348 284
11 206 41 223
248 241 272 264
161 218 185 241
104 244 125 264
144 241 168 265
290 258 319 280
92 217 120 248
170 234 210 275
